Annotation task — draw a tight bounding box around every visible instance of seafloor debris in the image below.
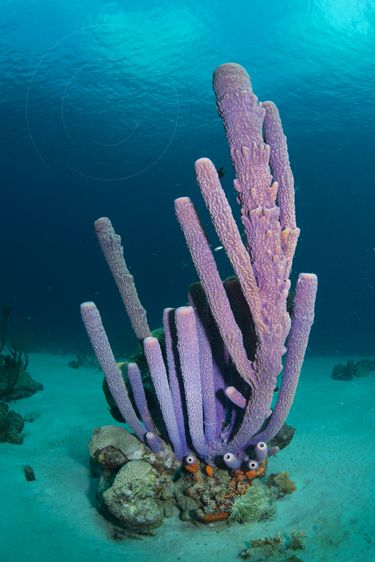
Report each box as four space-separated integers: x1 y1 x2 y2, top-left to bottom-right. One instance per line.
23 465 36 481
0 400 24 444
23 411 40 423
89 424 297 535
68 352 99 370
266 471 297 499
331 358 375 380
239 530 306 561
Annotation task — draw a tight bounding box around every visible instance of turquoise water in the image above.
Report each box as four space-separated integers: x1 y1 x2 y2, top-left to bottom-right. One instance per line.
1 0 374 354
1 1 375 561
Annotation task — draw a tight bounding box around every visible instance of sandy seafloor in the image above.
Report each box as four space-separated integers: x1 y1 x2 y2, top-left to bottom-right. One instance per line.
1 353 374 562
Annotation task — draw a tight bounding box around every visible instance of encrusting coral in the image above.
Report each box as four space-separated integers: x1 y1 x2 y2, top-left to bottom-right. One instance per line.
102 460 164 532
82 63 317 535
89 425 145 461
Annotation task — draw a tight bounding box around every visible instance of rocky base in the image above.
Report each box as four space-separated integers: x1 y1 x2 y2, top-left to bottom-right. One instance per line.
0 363 43 401
89 425 297 536
0 401 24 444
331 358 375 380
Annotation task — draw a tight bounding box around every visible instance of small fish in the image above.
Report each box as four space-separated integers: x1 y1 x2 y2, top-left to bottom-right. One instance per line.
216 166 225 179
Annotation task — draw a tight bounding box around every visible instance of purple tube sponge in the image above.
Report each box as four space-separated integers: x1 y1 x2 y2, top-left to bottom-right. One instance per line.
175 196 256 387
250 273 318 445
162 308 188 456
94 217 151 340
225 386 246 409
223 452 242 470
143 336 184 460
175 307 207 459
81 62 317 469
127 362 155 433
80 302 145 441
255 442 268 463
247 460 259 471
145 432 165 454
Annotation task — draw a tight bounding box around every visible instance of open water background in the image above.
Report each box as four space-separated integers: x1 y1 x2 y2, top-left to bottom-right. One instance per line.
1 0 374 356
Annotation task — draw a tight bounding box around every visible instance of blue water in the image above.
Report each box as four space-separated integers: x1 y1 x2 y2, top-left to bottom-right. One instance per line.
1 0 374 356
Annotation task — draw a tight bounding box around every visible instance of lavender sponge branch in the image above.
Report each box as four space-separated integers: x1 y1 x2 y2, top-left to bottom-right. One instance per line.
162 308 188 456
189 301 217 445
199 62 315 451
175 306 207 459
262 101 300 278
94 217 151 340
262 101 297 231
143 337 185 460
249 273 318 445
175 196 257 387
80 302 146 441
195 157 264 334
127 362 156 434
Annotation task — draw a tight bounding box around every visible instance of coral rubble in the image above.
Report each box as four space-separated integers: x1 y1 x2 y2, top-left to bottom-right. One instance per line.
239 530 306 561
